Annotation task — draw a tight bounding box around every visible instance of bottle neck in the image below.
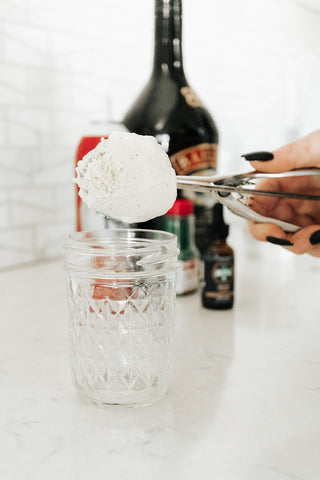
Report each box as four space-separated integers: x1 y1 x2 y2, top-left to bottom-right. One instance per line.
152 0 185 76
211 237 227 245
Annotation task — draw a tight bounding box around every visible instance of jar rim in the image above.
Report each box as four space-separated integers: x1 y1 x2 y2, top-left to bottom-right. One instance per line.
65 228 177 253
64 229 179 279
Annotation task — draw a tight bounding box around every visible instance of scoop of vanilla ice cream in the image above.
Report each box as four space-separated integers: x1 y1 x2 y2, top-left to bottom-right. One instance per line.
75 131 177 223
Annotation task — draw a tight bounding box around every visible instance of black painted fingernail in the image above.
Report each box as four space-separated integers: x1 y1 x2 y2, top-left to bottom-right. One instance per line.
309 230 320 245
266 236 293 246
241 151 274 161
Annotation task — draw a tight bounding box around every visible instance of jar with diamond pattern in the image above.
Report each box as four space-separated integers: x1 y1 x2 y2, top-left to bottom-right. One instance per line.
64 229 179 407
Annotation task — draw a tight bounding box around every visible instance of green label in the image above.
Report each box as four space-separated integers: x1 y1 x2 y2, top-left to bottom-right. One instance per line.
202 257 234 293
214 264 233 282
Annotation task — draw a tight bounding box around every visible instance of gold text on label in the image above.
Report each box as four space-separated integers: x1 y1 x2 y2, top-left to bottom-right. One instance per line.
170 143 217 175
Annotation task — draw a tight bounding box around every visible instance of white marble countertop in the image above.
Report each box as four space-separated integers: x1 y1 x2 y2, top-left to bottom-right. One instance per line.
1 225 320 480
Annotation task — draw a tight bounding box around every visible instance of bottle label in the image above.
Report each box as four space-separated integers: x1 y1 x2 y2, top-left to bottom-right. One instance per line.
170 143 217 175
180 87 203 108
202 255 234 301
176 257 199 295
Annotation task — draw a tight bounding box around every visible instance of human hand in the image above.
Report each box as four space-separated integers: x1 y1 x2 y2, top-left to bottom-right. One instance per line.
242 129 320 257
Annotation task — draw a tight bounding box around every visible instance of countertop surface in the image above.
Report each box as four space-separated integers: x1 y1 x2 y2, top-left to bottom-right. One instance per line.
1 225 320 480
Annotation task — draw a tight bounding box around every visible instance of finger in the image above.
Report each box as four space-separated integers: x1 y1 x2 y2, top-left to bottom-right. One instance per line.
248 177 281 215
246 129 320 173
249 221 320 256
247 221 292 244
289 225 320 257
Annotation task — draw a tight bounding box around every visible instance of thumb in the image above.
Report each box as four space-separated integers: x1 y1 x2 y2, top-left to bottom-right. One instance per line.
244 129 320 173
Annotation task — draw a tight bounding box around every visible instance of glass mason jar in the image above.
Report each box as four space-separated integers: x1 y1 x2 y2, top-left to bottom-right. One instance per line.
64 229 179 407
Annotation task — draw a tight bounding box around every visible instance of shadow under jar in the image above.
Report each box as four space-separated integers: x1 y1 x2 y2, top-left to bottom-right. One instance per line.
64 229 179 407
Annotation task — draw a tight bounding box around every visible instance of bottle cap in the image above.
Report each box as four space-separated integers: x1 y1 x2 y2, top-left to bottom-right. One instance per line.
155 0 182 14
209 203 229 239
166 198 194 216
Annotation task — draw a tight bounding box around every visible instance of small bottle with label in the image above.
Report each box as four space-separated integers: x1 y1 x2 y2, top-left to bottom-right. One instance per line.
165 199 199 295
201 203 234 309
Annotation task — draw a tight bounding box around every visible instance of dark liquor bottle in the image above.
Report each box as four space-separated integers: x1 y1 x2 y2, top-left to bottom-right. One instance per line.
123 0 219 240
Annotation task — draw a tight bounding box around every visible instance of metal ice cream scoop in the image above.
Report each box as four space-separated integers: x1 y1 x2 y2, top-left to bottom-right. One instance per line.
176 168 320 233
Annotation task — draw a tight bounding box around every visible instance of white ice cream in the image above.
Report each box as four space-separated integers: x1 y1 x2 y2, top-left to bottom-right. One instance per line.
75 131 177 223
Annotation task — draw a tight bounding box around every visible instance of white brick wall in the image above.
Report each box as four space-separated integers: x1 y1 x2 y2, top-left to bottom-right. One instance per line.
1 0 320 269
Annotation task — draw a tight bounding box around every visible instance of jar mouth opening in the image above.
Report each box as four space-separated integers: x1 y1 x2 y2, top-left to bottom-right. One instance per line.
65 229 177 254
64 229 179 279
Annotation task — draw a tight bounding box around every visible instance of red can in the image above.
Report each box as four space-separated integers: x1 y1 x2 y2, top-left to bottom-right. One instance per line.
75 122 127 231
